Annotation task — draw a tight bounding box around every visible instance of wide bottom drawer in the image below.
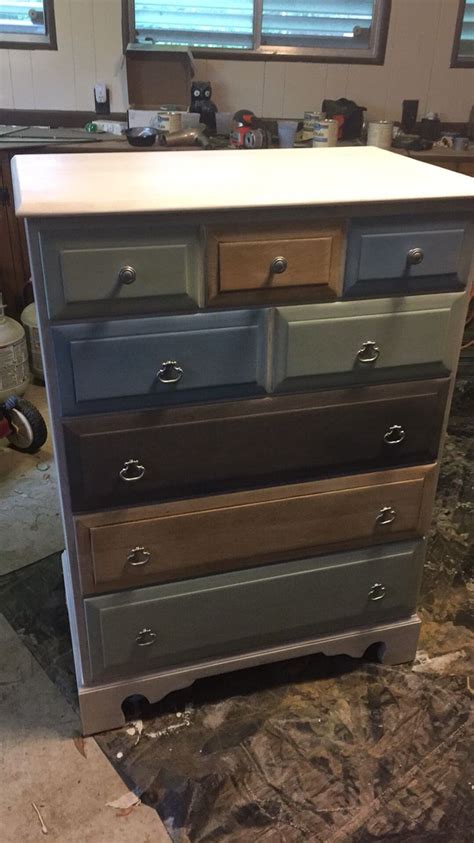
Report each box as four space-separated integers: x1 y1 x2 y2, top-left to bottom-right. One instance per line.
85 540 425 681
75 465 436 594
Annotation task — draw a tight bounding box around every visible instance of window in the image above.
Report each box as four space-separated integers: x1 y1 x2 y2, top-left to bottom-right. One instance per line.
0 0 56 49
124 0 391 64
451 0 474 67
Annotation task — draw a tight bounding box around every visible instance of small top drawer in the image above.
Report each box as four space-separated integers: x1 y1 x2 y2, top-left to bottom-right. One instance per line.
52 310 266 415
271 292 466 391
344 216 471 297
38 220 202 318
206 221 345 307
84 540 425 680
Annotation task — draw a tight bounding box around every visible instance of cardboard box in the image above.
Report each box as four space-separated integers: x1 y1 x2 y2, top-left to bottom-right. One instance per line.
126 44 195 111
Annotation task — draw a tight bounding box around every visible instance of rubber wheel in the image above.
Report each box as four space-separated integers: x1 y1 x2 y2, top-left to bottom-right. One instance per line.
7 398 48 454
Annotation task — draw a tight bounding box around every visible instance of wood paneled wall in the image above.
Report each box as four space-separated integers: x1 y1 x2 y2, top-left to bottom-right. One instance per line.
0 0 473 122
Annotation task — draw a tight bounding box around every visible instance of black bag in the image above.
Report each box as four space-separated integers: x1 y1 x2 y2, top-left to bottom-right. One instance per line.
322 98 366 141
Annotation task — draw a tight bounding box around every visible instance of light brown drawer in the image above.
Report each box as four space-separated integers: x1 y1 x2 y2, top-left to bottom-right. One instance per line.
206 221 346 306
75 465 436 594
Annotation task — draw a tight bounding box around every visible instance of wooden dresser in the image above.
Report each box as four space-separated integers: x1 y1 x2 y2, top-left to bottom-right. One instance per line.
12 147 474 735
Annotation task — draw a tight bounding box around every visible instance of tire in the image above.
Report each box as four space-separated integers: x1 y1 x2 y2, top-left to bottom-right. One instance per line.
6 398 48 454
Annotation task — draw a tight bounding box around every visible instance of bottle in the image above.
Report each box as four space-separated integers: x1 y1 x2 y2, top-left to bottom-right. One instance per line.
0 293 30 402
21 302 44 381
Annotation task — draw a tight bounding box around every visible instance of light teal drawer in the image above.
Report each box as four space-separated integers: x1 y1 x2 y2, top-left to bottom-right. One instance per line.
52 310 267 415
85 540 425 681
270 292 466 391
38 220 203 318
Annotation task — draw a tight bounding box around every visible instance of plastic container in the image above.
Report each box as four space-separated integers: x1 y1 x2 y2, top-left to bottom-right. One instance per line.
278 120 298 148
21 302 44 381
0 293 30 402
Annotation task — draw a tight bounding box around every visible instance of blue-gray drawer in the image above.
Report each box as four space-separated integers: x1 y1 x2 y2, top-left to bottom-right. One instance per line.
344 216 471 296
38 220 202 318
52 311 267 415
84 540 424 681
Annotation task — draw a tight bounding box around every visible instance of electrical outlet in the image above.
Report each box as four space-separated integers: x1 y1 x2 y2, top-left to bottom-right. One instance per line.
94 83 110 115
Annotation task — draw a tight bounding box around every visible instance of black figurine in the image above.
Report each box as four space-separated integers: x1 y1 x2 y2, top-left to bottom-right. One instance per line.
190 81 218 134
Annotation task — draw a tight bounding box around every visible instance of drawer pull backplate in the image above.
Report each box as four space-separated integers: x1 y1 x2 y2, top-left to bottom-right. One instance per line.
368 582 386 601
376 506 397 525
119 459 146 482
127 546 151 566
136 628 157 647
356 340 380 364
384 424 406 446
157 360 184 384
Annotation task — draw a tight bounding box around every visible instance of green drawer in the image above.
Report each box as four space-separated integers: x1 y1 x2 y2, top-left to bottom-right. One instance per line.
38 219 202 318
85 540 424 681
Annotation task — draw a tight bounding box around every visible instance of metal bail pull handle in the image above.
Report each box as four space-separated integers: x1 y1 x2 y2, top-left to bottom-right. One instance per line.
384 425 406 446
136 628 157 647
357 340 380 364
368 583 386 601
119 459 145 482
127 546 151 566
376 506 397 525
157 360 184 384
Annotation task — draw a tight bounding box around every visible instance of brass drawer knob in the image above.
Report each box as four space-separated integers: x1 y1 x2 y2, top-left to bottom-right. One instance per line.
384 424 405 446
119 459 145 482
357 340 380 364
376 506 397 525
136 628 157 647
407 247 424 266
118 265 137 285
368 583 386 601
157 360 184 384
270 256 288 274
127 546 151 567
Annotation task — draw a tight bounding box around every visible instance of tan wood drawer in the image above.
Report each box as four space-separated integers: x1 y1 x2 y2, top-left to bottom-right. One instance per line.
206 221 346 306
75 465 436 594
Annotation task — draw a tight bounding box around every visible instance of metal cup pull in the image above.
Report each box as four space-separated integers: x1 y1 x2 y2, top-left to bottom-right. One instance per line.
270 256 288 274
136 628 157 647
368 583 386 601
157 360 184 384
376 506 397 526
407 247 424 266
119 459 145 482
127 546 151 567
356 340 380 364
118 265 137 285
384 424 406 446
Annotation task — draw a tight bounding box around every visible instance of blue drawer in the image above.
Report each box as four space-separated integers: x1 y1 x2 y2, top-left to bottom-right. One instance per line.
52 311 267 415
344 217 471 297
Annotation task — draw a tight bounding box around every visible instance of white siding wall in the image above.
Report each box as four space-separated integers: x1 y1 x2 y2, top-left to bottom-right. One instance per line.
0 0 473 122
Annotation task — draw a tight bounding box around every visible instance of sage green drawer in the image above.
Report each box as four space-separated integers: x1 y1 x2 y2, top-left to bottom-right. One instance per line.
38 220 202 318
84 540 424 681
271 292 466 391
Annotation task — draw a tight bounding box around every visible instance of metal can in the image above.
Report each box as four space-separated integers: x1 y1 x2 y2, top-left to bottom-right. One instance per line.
367 120 393 149
312 119 339 148
154 110 182 134
303 111 325 140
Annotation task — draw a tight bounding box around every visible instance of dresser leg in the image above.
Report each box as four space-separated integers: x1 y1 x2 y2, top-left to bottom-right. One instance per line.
374 615 421 665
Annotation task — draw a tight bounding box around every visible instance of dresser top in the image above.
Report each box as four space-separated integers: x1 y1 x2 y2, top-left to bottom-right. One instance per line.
12 146 474 217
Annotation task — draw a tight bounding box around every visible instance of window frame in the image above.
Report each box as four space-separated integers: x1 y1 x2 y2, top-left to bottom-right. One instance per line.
123 0 392 65
0 0 57 50
451 0 474 68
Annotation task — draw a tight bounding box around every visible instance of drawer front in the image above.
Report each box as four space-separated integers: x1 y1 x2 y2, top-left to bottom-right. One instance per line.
271 292 465 391
84 540 425 680
206 222 345 306
345 217 470 296
64 379 448 512
39 221 202 318
75 466 435 593
52 311 266 415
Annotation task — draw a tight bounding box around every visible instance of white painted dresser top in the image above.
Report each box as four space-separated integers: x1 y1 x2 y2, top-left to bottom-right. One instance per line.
12 146 474 218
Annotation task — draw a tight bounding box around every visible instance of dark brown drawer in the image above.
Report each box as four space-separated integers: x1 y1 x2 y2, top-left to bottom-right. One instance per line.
75 465 436 594
205 221 345 306
63 378 449 513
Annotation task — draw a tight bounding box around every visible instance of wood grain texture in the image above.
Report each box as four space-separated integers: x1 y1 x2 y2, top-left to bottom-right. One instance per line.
75 464 437 594
206 220 346 306
63 378 449 513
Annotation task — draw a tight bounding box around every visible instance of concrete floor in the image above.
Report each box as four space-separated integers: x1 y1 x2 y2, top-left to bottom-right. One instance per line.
0 612 171 842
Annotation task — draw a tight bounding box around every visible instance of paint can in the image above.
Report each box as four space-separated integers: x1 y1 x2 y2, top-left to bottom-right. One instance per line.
367 120 394 149
303 111 325 140
154 110 182 134
312 119 339 148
